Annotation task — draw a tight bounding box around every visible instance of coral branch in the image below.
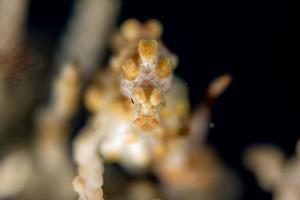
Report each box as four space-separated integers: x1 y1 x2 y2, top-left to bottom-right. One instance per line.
0 0 29 53
0 149 32 198
32 62 81 200
244 140 300 200
244 145 285 190
56 0 120 79
189 74 232 143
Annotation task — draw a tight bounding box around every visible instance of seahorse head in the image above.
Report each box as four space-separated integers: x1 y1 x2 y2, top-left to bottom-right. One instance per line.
120 39 177 131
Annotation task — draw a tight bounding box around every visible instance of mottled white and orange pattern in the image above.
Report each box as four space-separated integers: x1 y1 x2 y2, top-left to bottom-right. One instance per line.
72 19 235 200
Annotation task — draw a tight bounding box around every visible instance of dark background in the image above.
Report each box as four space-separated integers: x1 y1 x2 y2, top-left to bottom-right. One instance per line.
27 0 293 199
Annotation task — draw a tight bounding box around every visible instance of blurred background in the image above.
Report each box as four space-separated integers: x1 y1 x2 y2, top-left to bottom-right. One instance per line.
1 0 294 199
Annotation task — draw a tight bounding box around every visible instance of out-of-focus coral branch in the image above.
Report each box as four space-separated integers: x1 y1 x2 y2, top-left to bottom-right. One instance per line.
0 0 29 53
154 139 240 200
0 148 33 199
154 74 237 200
35 61 81 166
26 62 81 200
244 144 285 190
0 0 32 142
56 0 120 79
0 62 81 200
244 140 300 200
126 180 160 200
189 74 232 144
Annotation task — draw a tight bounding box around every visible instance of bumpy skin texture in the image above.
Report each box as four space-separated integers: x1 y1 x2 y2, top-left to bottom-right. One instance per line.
119 39 178 131
73 19 235 200
73 19 189 200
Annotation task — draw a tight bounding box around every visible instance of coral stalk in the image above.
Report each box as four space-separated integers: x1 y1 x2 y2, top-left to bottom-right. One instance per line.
56 0 120 79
